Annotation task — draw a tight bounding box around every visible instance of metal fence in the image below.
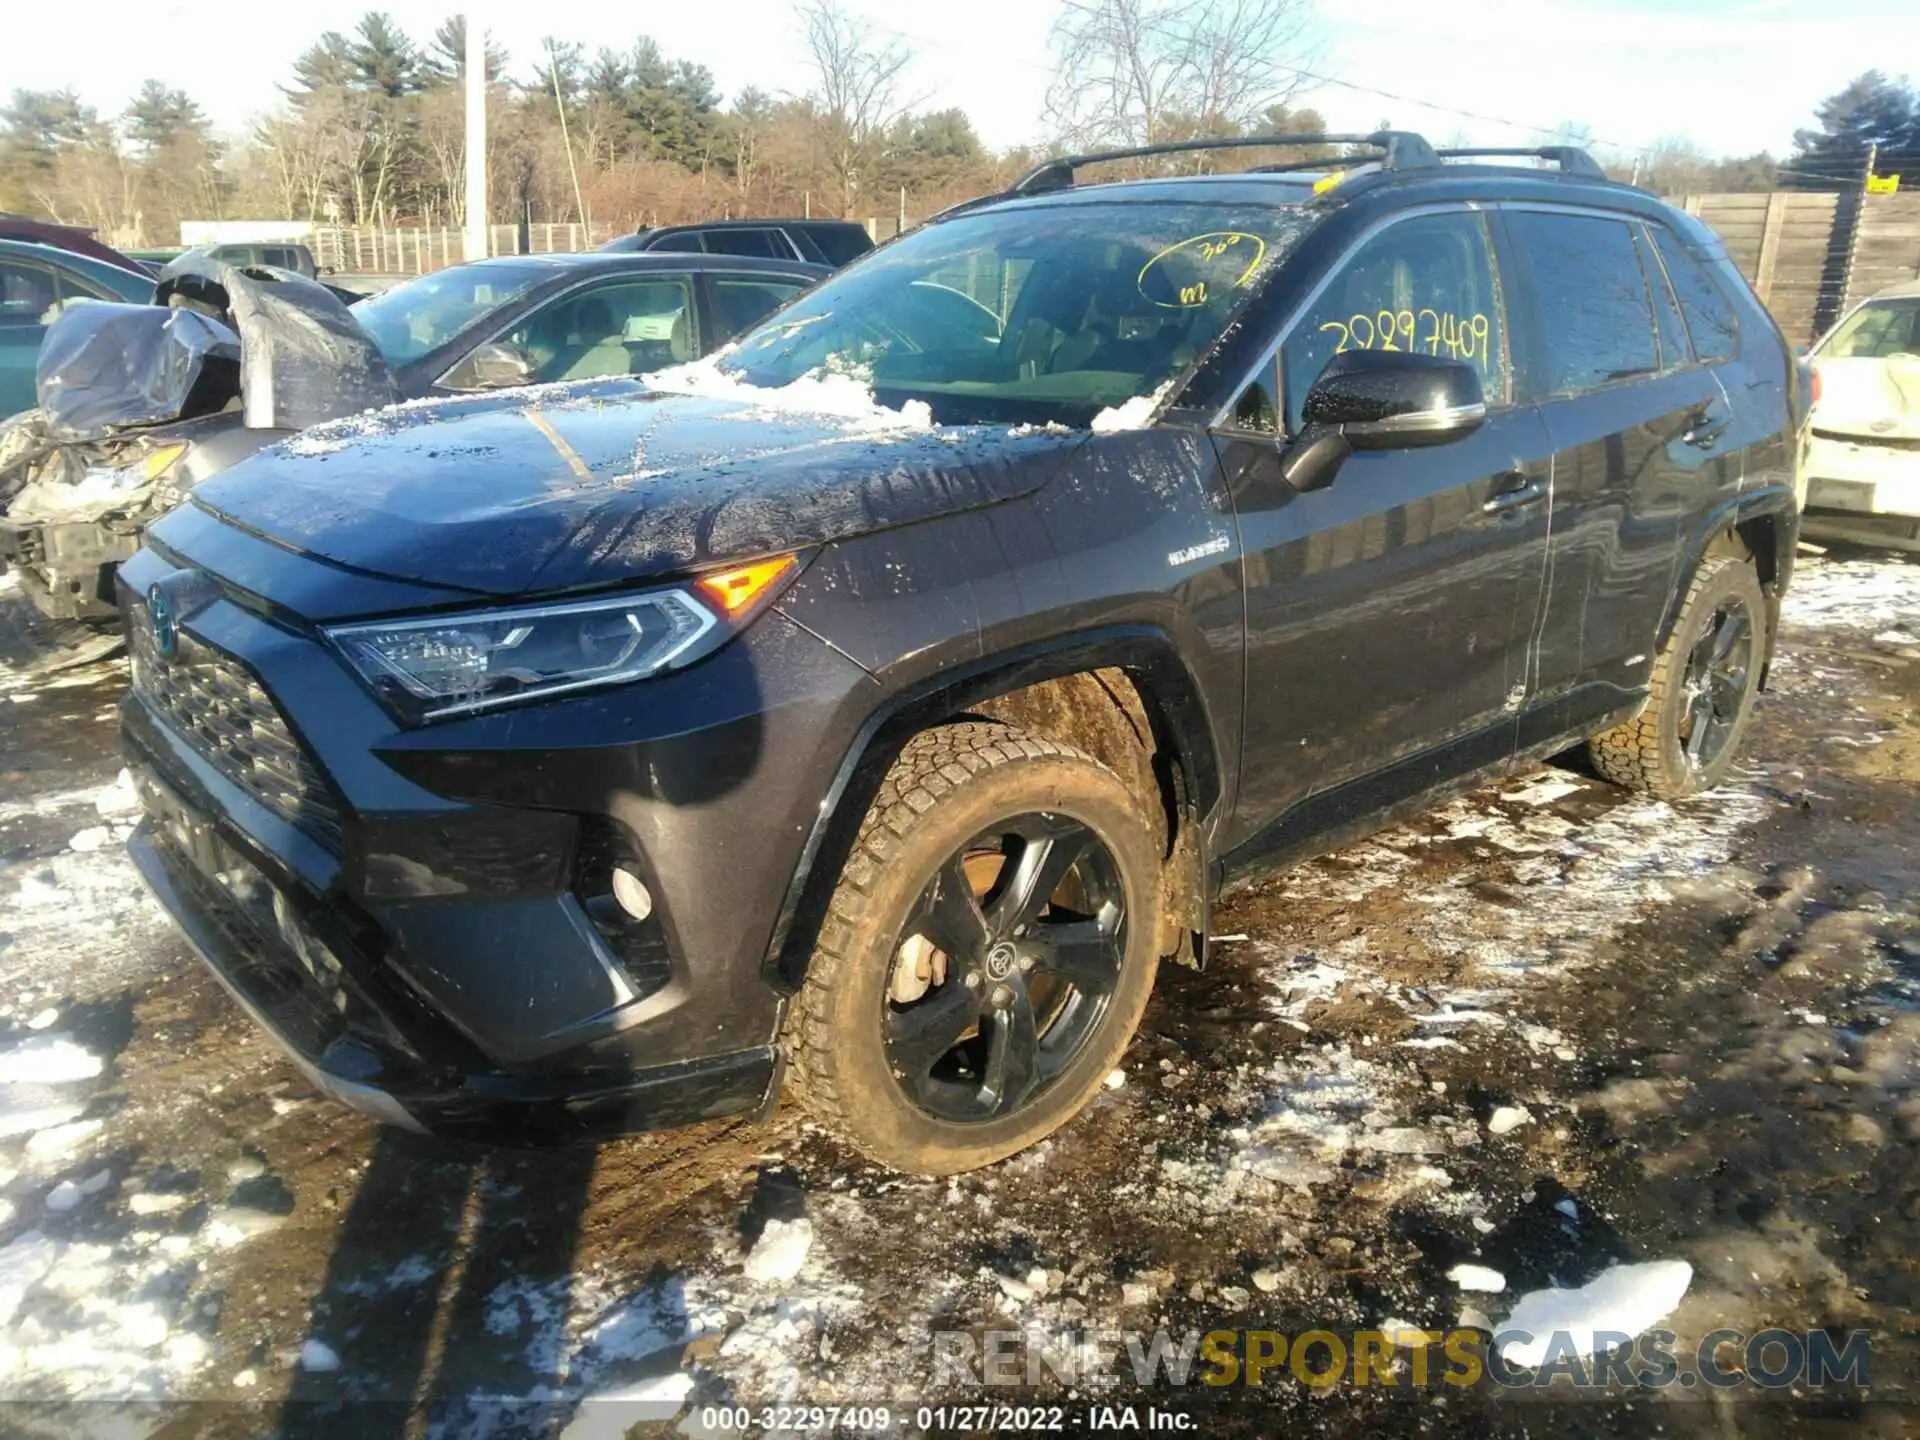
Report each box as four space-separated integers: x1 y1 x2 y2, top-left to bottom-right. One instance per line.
310 223 630 275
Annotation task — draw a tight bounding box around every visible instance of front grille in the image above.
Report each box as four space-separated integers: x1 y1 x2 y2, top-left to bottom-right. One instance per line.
128 612 346 852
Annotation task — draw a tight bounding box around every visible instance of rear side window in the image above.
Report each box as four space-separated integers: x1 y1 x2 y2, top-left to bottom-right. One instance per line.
1650 226 1737 362
648 233 707 254
703 229 786 259
1279 210 1509 432
803 225 874 267
1507 212 1658 395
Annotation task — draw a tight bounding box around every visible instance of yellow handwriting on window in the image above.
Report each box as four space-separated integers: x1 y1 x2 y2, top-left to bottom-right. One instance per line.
1138 232 1269 309
1317 309 1492 365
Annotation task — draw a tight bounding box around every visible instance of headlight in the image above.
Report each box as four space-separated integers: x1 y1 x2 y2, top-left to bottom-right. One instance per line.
76 442 188 493
327 554 798 720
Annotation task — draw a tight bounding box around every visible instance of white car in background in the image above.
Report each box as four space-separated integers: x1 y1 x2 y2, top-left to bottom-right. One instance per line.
1801 280 1920 551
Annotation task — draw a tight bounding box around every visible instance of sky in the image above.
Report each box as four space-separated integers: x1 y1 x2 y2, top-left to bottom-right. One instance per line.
4 0 1918 163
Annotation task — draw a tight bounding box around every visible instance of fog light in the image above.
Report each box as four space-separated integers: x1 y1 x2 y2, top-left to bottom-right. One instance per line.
611 866 653 922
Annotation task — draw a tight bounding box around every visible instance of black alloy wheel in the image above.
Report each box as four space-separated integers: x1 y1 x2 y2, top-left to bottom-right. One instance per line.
1678 594 1756 775
883 815 1126 1123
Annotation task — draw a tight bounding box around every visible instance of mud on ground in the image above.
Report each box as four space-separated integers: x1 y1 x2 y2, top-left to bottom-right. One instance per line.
0 552 1914 1437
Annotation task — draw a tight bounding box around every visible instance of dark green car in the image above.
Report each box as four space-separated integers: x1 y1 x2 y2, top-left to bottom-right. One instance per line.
0 239 155 418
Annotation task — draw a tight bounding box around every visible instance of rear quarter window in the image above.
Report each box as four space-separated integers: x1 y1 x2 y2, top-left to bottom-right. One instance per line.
1650 225 1737 362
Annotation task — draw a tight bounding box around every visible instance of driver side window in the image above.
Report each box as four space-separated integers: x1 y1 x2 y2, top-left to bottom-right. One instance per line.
1277 212 1509 433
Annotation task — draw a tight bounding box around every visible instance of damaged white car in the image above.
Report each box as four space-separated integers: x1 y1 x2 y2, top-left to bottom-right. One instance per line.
0 254 395 625
1801 280 1920 552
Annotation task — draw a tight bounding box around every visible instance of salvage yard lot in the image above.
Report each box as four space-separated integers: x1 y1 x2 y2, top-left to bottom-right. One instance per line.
0 551 1915 1434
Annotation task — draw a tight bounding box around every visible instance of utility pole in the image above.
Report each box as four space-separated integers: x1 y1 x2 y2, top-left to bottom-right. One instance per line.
463 14 487 262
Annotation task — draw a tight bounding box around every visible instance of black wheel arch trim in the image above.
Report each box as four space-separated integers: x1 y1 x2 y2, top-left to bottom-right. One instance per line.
759 624 1225 991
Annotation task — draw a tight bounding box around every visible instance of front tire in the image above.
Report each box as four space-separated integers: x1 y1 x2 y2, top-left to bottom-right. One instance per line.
786 723 1162 1175
1588 550 1767 798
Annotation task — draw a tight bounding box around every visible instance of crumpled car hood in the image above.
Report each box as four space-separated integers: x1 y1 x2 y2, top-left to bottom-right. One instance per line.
1813 355 1920 441
189 379 1089 596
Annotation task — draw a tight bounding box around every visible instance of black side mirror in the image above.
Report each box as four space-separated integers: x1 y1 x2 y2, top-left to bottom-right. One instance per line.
1280 349 1488 492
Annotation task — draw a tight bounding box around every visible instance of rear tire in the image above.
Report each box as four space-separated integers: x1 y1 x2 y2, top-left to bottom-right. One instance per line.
1588 551 1767 798
786 722 1162 1175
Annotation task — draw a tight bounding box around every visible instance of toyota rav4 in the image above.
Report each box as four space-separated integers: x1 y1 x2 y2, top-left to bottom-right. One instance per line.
118 131 1802 1173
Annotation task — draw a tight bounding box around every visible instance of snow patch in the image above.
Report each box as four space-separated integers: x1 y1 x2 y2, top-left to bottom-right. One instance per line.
1497 1260 1693 1368
641 359 934 433
741 1217 813 1284
1487 1105 1532 1137
1089 380 1175 433
0 1036 104 1085
1446 1263 1507 1293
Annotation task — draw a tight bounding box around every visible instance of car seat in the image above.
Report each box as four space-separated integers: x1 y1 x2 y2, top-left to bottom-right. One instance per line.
554 296 631 379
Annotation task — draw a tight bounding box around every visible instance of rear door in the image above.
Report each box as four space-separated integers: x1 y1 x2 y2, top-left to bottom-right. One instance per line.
1501 206 1735 728
1214 206 1556 851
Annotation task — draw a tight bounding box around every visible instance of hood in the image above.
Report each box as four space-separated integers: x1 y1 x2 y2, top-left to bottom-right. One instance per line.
155 252 397 431
1812 354 1920 441
188 379 1090 596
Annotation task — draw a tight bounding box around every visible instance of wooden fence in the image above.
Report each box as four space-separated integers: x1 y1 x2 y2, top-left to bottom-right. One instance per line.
1678 191 1920 343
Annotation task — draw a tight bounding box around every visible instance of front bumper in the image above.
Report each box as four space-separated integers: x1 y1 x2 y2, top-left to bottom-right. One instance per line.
118 536 880 1146
126 762 779 1144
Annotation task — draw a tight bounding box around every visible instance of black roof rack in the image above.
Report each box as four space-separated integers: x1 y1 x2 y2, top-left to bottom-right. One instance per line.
1008 130 1441 195
1435 146 1609 180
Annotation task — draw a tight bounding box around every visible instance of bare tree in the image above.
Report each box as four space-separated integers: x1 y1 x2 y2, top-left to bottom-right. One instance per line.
1045 0 1314 153
798 0 912 214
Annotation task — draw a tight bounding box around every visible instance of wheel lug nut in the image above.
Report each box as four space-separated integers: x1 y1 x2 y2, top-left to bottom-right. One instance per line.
991 984 1012 1006
1018 954 1035 972
964 973 982 991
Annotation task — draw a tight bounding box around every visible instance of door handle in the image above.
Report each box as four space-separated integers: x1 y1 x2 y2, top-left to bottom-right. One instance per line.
1683 406 1729 449
1482 476 1545 514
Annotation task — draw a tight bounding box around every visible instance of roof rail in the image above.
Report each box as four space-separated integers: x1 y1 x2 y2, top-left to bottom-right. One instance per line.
1434 146 1610 180
1008 130 1440 195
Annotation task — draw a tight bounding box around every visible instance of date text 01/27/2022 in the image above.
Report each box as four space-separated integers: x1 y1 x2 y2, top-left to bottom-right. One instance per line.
692 1404 1197 1431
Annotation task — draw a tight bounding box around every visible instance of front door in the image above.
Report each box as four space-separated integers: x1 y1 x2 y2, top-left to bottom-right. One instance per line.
1214 207 1554 856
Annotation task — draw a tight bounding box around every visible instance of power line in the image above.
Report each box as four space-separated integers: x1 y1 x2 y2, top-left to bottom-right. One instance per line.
1270 62 1658 156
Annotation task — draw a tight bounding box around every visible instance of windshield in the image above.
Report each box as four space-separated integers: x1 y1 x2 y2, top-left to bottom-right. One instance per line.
351 264 547 366
717 199 1311 425
1818 298 1920 360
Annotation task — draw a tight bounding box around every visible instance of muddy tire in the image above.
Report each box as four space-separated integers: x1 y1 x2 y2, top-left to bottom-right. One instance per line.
786 722 1162 1175
1588 551 1767 798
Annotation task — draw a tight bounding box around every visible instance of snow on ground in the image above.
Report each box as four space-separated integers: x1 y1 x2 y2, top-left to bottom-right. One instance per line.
1782 550 1920 631
1496 1260 1693 1367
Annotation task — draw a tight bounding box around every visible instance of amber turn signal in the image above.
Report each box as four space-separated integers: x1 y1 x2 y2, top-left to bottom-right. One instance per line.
696 555 798 614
